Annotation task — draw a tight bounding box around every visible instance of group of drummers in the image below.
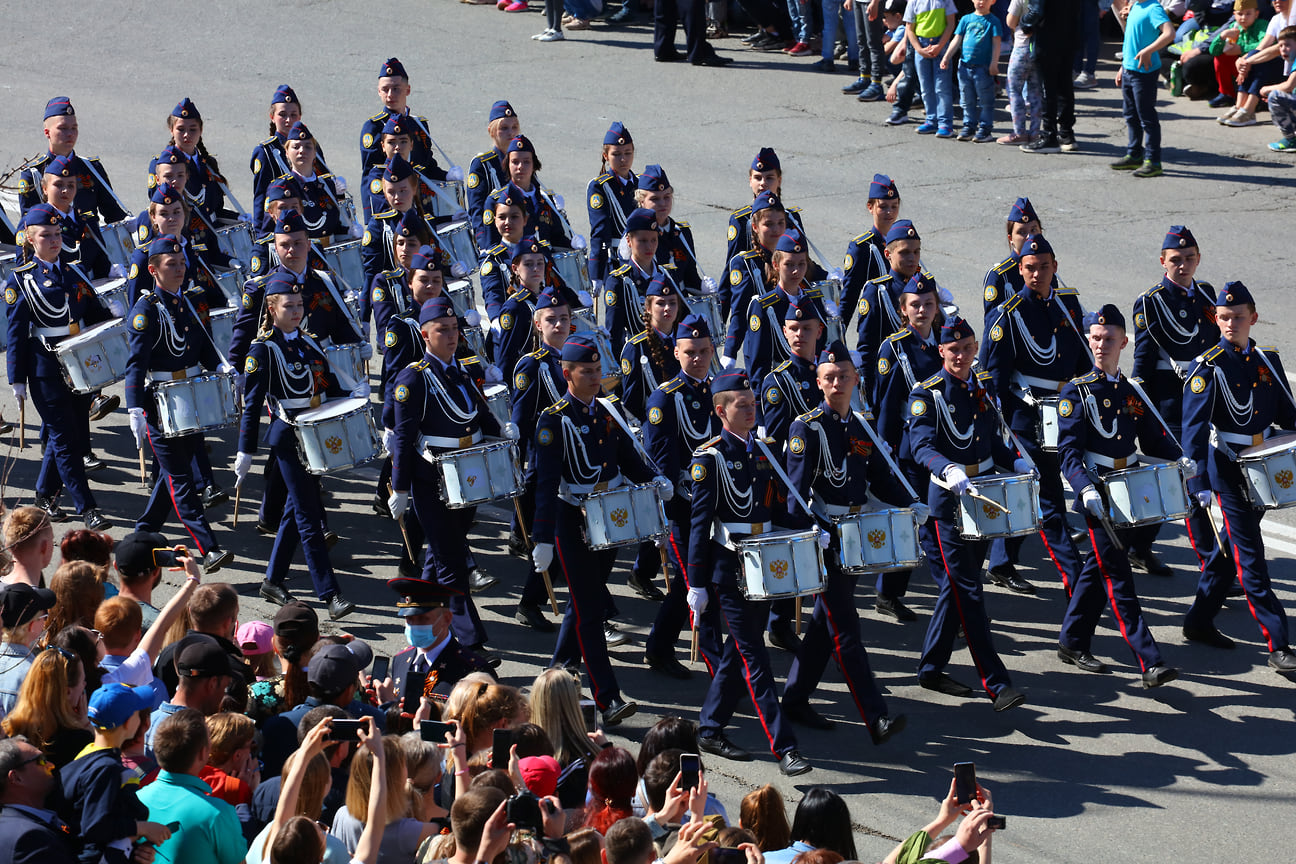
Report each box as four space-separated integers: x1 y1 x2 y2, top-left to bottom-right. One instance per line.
5 57 1296 777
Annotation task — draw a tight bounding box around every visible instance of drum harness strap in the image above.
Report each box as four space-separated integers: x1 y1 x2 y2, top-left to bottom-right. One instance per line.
20 266 73 347
696 443 759 549
537 186 577 242
265 334 327 419
598 175 630 236
557 398 613 505
673 223 711 285
80 157 131 218
315 174 354 232
315 269 365 342
1144 285 1207 379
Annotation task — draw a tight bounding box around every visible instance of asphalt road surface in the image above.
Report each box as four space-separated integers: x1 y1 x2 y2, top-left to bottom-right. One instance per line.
1 3 1294 861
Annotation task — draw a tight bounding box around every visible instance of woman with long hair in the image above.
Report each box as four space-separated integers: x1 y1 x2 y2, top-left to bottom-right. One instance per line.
2 643 90 767
330 733 446 862
44 560 105 636
249 85 330 223
762 788 856 864
248 601 320 723
529 667 598 808
617 276 682 421
582 746 637 835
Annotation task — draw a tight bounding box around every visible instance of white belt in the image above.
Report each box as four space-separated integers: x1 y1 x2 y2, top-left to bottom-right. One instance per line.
147 366 202 385
1020 374 1063 392
813 501 865 518
1086 453 1138 470
1218 429 1270 447
559 474 625 506
36 324 76 338
711 520 770 549
279 397 317 410
421 430 484 450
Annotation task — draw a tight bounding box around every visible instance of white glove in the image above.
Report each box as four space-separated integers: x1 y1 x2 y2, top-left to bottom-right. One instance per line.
11 384 25 402
944 465 971 495
591 279 604 294
447 166 464 183
109 262 126 279
233 451 254 487
720 355 737 370
533 542 554 573
239 212 254 225
828 267 845 283
106 298 125 317
465 309 482 328
217 362 234 375
359 342 374 361
1194 489 1213 510
571 234 588 251
653 474 674 502
701 276 718 295
382 428 396 455
229 258 245 271
577 290 593 308
494 422 516 441
388 490 410 520
348 221 364 240
489 318 502 339
333 175 348 194
1080 486 1105 519
817 528 831 549
451 261 468 278
350 381 371 399
485 364 504 384
1012 457 1034 475
686 586 709 616
1178 457 1199 477
911 502 930 523
128 407 148 450
553 193 566 211
824 299 840 318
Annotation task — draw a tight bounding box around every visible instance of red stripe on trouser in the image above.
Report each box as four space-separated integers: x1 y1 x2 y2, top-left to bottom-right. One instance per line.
1219 499 1277 652
933 520 993 698
1184 514 1208 568
718 603 779 756
1088 524 1145 672
822 598 876 730
554 537 610 708
148 427 206 555
1038 524 1072 596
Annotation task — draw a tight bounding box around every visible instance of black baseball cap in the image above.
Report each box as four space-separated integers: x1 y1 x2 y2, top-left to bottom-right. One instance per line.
174 633 236 679
273 601 319 641
308 641 375 692
0 583 56 629
114 531 170 577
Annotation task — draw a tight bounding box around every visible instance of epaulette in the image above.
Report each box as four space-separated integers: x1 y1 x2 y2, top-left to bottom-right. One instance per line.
368 110 389 122
1073 370 1102 384
975 370 992 382
379 268 404 280
611 263 631 278
773 359 793 374
1260 345 1280 354
373 207 398 219
731 205 752 219
1002 294 1022 313
885 328 914 345
662 262 677 272
920 373 942 388
762 435 776 444
738 249 763 262
864 273 890 287
523 347 547 361
787 205 802 214
487 243 507 257
13 260 36 274
258 136 278 147
412 358 432 371
505 287 532 303
992 256 1016 275
662 377 684 394
1056 287 1079 296
802 405 825 421
628 331 649 346
542 401 565 416
675 219 690 229
594 172 613 183
758 292 780 309
1143 283 1163 298
475 150 499 163
1198 345 1225 364
696 435 723 453
851 229 877 245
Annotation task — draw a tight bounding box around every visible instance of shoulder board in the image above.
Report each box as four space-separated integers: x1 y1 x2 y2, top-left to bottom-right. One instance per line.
773 359 793 374
920 373 942 389
628 331 649 346
675 219 690 228
14 260 36 273
762 435 776 445
368 110 388 122
864 274 889 287
663 378 684 393
739 250 762 262
1129 376 1144 386
595 172 613 183
413 358 432 370
1200 345 1225 364
992 256 1016 275
1055 287 1079 296
1074 370 1101 384
505 288 532 303
786 205 802 214
1197 280 1215 292
975 370 992 382
523 348 545 361
698 435 722 451
542 402 565 416
851 231 872 245
258 136 278 147
730 205 752 219
487 243 507 256
885 328 913 346
373 207 398 219
1260 345 1279 353
1144 283 1164 297
1002 294 1022 312
758 293 779 308
611 264 631 277
662 262 677 272
474 150 498 163
804 406 825 420
380 268 404 280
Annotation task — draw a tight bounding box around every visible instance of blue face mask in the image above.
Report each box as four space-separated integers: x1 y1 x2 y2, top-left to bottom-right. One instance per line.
405 623 440 649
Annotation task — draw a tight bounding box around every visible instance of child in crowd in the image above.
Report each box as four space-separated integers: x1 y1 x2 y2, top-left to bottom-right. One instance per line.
237 620 279 680
1208 0 1266 109
1002 0 1043 143
941 0 1006 141
882 0 916 124
1112 0 1176 177
1263 26 1296 149
786 0 814 55
906 0 957 136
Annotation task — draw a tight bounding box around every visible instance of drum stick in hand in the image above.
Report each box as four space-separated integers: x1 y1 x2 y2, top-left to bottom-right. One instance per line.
387 483 418 563
18 399 24 449
658 546 672 594
138 448 147 488
795 598 803 636
514 498 560 614
690 622 699 664
967 489 1011 515
233 484 242 527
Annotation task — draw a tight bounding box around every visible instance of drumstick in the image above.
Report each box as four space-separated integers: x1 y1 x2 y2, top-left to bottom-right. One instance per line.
513 499 560 615
795 597 803 636
658 546 673 594
17 399 24 449
967 490 1012 515
137 448 147 488
690 623 698 664
233 484 242 527
386 483 419 564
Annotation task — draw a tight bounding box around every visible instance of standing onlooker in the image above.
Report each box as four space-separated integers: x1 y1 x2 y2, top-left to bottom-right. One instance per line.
1002 0 1044 143
845 0 893 99
814 0 859 71
44 561 105 637
1111 0 1175 176
0 584 55 716
785 0 815 55
113 532 170 632
1264 26 1296 150
247 602 319 724
941 0 1007 141
1073 0 1107 88
147 634 237 755
1020 0 1083 152
2 508 54 588
905 0 958 136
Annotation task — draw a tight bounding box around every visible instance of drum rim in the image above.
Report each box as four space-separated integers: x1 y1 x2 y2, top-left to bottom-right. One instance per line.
296 396 371 420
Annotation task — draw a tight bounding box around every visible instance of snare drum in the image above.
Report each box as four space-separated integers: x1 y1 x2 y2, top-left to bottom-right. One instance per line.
811 278 843 308
209 307 236 357
685 292 724 344
571 311 622 386
53 319 130 393
446 279 478 320
552 249 592 298
425 178 467 220
294 397 381 475
736 529 826 599
153 373 238 437
484 384 511 428
92 277 128 318
322 239 365 298
325 342 367 389
436 221 479 275
214 219 255 264
1036 396 1061 451
1102 460 1189 527
833 508 924 574
581 483 668 550
99 221 138 272
957 472 1041 539
433 439 524 508
1238 432 1296 511
208 267 245 306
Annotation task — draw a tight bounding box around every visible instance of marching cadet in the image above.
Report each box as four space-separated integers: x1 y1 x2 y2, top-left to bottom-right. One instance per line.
249 85 330 225
981 234 1088 596
478 136 573 252
148 145 238 277
509 288 572 632
359 58 452 180
360 114 451 223
781 340 914 742
280 122 348 239
1180 281 1296 674
149 98 237 220
466 101 521 237
586 122 638 288
244 178 335 284
637 164 708 293
1055 304 1180 687
981 197 1046 325
839 174 902 335
721 190 786 356
642 314 719 679
531 333 663 727
360 157 446 330
872 274 945 621
685 370 811 775
387 297 513 659
5 204 111 529
618 273 682 422
124 235 234 573
18 97 129 225
235 272 359 621
495 237 565 382
724 148 815 272
41 154 114 281
605 208 678 354
1130 226 1226 579
738 231 829 388
855 219 925 397
383 578 495 718
904 316 1028 711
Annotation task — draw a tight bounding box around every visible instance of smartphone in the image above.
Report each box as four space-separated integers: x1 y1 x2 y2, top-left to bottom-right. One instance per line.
506 792 544 834
987 815 1006 830
420 720 454 742
953 762 977 805
711 848 747 864
579 699 598 733
329 719 366 742
371 655 390 681
152 547 178 568
679 752 700 791
492 727 514 768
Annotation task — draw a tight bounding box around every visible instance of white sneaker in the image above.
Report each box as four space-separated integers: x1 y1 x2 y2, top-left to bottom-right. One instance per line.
1216 107 1239 124
1073 71 1096 89
538 27 565 40
1225 109 1257 127
531 28 550 39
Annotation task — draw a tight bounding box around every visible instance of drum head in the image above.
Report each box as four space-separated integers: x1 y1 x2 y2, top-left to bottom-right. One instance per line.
297 397 368 421
438 220 469 234
64 318 124 346
1242 432 1296 457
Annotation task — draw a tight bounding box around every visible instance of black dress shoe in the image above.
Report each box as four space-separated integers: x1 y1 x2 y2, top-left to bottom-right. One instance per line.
604 621 630 646
692 54 733 66
88 393 120 422
324 531 339 548
628 571 666 601
919 672 975 698
645 651 691 679
507 536 530 559
602 697 638 726
34 495 70 523
83 509 110 530
328 594 357 620
699 732 752 761
782 698 835 730
256 520 278 536
875 595 917 622
260 581 294 606
0 420 13 435
1269 647 1296 673
202 485 230 508
778 749 812 776
201 548 234 573
469 568 499 593
768 627 802 653
1057 644 1110 673
988 566 1037 595
1142 664 1179 688
468 644 503 669
398 559 422 580
1183 624 1235 649
516 603 556 632
1128 549 1172 576
656 50 683 62
83 453 107 472
993 686 1027 712
869 713 906 745
372 493 390 516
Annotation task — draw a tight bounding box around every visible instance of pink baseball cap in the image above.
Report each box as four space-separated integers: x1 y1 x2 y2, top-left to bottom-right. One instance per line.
237 620 274 656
